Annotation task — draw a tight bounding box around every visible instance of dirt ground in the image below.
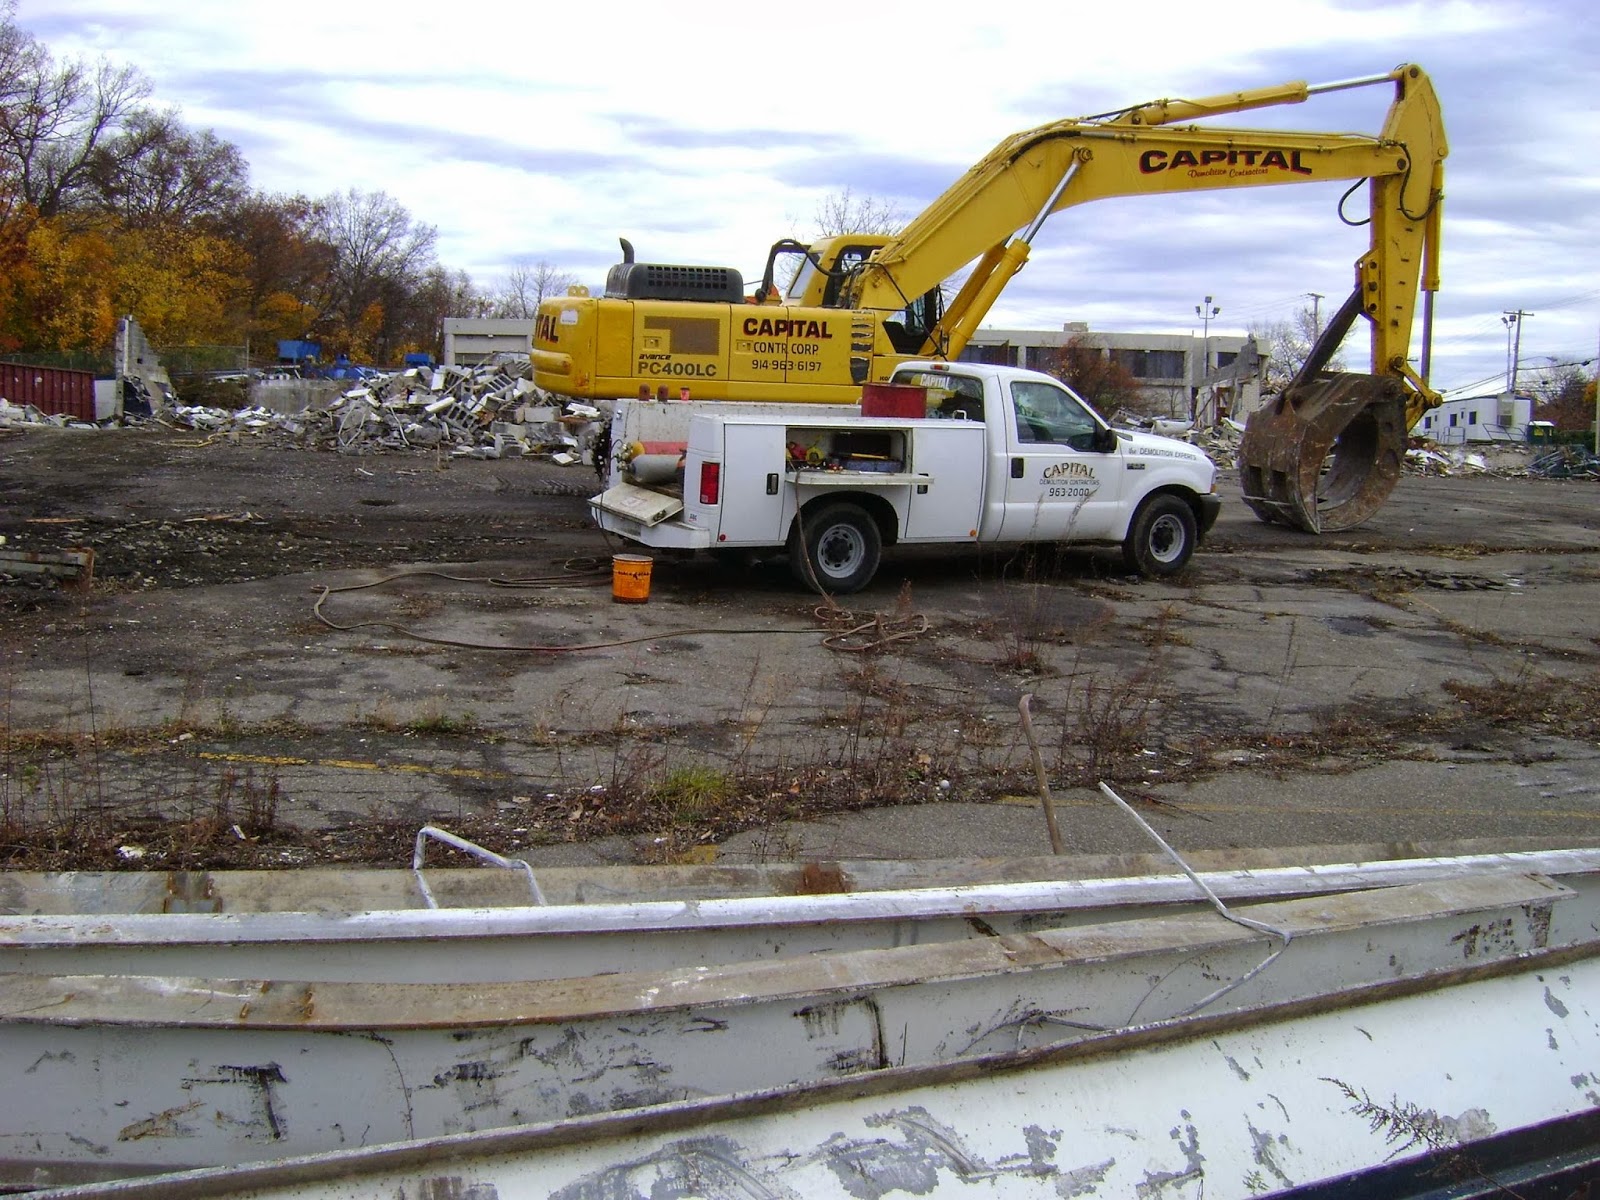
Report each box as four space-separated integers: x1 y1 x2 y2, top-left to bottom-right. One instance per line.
1 421 1598 871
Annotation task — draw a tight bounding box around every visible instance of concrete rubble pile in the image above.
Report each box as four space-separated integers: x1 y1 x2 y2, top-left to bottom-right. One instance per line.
170 358 602 463
0 398 99 429
1400 442 1587 480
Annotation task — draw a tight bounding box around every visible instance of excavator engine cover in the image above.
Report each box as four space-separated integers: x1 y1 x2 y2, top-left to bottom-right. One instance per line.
604 262 745 304
1238 372 1408 533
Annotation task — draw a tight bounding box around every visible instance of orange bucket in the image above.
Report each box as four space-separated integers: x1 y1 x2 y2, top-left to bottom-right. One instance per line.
611 553 653 603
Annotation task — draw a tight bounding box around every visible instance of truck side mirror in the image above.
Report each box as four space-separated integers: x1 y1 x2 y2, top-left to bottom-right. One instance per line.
1094 426 1119 454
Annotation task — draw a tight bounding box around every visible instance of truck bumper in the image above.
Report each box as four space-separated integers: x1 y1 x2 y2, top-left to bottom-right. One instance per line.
591 503 714 551
1196 493 1222 538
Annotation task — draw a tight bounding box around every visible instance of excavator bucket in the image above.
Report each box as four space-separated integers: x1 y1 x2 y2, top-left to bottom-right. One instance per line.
1238 373 1409 533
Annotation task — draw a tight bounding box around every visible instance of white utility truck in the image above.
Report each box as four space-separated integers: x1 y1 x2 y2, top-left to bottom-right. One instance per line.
590 361 1221 594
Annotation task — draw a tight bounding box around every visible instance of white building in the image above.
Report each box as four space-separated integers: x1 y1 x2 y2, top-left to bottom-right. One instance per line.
958 323 1266 421
1412 391 1534 444
442 318 536 366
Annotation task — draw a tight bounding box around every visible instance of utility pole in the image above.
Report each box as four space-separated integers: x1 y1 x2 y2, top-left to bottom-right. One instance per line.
1193 295 1220 423
1502 310 1533 393
1307 292 1324 339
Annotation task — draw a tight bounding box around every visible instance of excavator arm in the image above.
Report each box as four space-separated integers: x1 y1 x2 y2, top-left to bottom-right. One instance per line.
852 65 1444 372
846 65 1445 531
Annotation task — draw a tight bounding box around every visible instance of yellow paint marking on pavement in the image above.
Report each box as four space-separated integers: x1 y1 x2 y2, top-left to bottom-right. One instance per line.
195 750 513 782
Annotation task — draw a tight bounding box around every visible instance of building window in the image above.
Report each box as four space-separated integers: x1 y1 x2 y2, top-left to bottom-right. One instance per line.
1449 413 1457 427
958 344 1013 366
1468 410 1478 425
1111 348 1186 379
1214 350 1237 369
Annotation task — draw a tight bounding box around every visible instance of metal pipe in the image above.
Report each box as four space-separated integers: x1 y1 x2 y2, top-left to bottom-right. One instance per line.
1019 158 1081 244
1305 70 1402 97
1420 289 1435 383
413 825 546 908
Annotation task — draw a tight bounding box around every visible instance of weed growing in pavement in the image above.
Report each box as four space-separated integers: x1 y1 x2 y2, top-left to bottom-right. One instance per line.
403 709 484 738
1442 668 1600 739
650 764 737 828
992 550 1057 673
357 704 488 739
973 548 1117 673
1134 604 1194 648
1052 661 1170 788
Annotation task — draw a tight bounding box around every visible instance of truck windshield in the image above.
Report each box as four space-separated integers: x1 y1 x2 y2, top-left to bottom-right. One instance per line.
1011 380 1102 451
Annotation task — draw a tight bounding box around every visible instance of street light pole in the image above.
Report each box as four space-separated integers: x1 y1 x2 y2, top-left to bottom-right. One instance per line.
1194 295 1220 423
1503 310 1533 393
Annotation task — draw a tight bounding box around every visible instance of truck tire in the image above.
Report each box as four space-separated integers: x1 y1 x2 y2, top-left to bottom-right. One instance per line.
1122 494 1198 577
789 503 881 595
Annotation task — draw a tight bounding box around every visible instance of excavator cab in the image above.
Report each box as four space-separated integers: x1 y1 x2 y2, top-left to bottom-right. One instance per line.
771 237 945 355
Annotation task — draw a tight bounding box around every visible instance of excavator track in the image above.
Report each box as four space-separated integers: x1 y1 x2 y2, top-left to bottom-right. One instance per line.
1238 372 1409 533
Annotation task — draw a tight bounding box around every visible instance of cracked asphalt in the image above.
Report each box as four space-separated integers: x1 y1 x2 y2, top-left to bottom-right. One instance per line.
2 423 1597 867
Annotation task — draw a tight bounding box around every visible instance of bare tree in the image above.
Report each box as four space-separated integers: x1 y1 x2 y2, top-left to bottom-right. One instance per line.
1251 301 1348 391
0 16 151 219
311 188 438 361
85 109 248 226
812 187 903 237
492 261 576 318
1529 364 1592 432
396 265 490 357
0 1 36 233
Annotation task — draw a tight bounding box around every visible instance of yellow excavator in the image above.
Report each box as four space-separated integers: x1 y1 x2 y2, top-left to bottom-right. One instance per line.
531 64 1446 532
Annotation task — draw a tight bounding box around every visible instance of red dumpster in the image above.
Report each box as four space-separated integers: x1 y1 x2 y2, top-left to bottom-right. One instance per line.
0 363 99 421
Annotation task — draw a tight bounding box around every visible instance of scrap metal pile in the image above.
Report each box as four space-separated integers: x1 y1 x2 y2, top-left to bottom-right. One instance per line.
1528 445 1600 479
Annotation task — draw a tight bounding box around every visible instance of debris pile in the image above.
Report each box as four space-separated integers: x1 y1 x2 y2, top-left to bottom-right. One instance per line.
0 398 98 429
1400 442 1593 479
1197 419 1245 457
169 358 602 462
1528 446 1600 480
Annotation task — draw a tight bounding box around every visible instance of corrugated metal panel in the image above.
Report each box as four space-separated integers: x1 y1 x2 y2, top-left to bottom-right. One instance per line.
0 362 99 420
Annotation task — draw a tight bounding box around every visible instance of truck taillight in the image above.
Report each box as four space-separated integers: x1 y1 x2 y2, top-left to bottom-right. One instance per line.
699 462 721 505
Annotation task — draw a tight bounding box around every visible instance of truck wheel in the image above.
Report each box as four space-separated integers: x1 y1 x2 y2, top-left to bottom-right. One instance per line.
1123 495 1197 577
789 503 881 594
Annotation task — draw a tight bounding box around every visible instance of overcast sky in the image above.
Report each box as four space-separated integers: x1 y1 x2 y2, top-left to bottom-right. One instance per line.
19 0 1600 396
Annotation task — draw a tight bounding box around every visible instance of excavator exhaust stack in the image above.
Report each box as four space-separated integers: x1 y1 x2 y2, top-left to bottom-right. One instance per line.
1238 373 1409 534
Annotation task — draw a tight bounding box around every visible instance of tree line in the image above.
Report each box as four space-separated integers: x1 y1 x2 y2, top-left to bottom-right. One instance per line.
0 4 570 369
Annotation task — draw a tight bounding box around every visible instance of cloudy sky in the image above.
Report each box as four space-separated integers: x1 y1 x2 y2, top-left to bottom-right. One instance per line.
18 0 1600 396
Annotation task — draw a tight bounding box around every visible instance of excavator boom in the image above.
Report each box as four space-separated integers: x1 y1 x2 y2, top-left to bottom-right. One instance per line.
856 65 1445 532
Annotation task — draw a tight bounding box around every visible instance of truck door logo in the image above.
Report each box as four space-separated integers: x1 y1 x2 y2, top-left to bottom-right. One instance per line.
1040 460 1099 499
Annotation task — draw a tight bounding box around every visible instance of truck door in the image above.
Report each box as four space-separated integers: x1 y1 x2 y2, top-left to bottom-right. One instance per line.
998 378 1125 542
